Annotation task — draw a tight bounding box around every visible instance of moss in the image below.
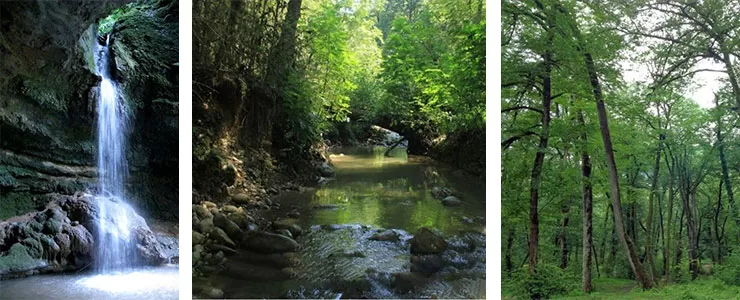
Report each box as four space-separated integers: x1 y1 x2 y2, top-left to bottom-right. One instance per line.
0 244 47 274
77 24 98 72
108 0 178 109
21 238 43 258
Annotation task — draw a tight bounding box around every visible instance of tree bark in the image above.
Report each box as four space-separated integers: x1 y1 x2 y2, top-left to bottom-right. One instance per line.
527 5 554 274
573 24 654 289
645 134 663 283
579 110 593 292
715 96 739 237
505 227 515 274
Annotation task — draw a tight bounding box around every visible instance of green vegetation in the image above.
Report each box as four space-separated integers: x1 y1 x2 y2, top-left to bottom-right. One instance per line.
503 0 740 298
193 0 485 165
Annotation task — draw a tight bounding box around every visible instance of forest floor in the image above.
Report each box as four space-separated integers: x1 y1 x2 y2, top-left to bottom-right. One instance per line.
504 277 740 299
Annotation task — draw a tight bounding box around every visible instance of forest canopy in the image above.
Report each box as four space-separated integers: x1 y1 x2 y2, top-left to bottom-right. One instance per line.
502 0 740 298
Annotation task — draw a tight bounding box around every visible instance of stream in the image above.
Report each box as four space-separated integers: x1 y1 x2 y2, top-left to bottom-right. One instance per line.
202 146 486 298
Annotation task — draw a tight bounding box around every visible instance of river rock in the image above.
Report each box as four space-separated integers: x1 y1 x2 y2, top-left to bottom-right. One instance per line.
272 219 303 237
410 254 445 274
369 229 400 242
214 213 243 240
431 186 454 200
221 205 238 213
203 201 217 209
232 193 250 204
193 205 212 219
275 229 293 238
209 244 238 256
227 211 251 229
241 231 298 254
193 230 205 245
391 272 428 293
441 196 462 206
411 227 448 254
317 161 335 177
210 227 236 249
198 217 215 234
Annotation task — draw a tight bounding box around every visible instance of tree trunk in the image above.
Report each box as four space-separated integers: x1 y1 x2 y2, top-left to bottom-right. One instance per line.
505 227 515 274
664 157 676 282
715 96 739 238
559 205 570 269
645 135 663 283
576 31 654 289
527 8 554 274
715 180 723 263
579 109 593 292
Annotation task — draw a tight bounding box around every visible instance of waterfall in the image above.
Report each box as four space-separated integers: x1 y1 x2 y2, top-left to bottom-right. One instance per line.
94 35 133 272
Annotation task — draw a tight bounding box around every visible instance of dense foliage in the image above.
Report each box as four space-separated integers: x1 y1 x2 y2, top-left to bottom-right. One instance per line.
192 0 485 164
503 0 740 298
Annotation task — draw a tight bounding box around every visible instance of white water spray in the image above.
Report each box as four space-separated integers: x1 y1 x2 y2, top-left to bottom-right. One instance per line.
95 35 133 272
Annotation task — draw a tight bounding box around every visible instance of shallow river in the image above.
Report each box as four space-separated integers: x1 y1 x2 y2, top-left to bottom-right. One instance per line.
0 266 179 299
205 147 486 298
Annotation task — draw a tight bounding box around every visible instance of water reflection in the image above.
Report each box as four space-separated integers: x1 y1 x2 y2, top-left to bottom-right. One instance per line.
269 146 485 236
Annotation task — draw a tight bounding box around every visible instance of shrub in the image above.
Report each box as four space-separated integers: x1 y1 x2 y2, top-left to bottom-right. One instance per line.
511 264 576 299
715 251 740 286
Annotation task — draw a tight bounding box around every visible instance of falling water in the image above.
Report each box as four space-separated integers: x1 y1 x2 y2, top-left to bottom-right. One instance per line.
95 35 133 272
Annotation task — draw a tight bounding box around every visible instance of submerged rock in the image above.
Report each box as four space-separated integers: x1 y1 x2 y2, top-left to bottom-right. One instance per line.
431 186 455 200
410 227 448 254
272 218 303 237
441 196 462 206
240 230 298 254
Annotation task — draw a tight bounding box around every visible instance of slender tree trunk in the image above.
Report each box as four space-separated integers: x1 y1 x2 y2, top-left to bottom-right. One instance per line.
715 96 740 238
645 135 663 283
719 44 740 112
664 158 675 282
559 206 570 269
715 180 723 263
579 109 593 292
505 227 515 274
576 34 654 289
527 9 554 274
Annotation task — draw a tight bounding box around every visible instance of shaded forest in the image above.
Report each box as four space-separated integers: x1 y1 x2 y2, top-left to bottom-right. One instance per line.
192 0 485 201
502 0 740 298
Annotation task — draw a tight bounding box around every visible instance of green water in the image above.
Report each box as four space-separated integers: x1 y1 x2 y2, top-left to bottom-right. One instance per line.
269 146 486 236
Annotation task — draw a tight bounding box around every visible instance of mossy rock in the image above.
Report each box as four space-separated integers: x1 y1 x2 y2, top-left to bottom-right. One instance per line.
0 244 48 276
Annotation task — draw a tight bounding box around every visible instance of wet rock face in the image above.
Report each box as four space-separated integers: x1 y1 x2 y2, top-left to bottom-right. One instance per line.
0 193 167 279
0 0 179 221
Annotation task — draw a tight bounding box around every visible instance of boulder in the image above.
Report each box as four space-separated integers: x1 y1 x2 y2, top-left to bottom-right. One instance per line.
410 227 448 254
198 217 215 234
241 231 298 254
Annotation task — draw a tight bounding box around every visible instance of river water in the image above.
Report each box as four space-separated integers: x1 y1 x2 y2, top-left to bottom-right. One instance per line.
203 146 486 298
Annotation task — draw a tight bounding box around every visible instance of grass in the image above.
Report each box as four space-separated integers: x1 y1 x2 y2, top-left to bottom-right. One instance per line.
505 277 740 299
